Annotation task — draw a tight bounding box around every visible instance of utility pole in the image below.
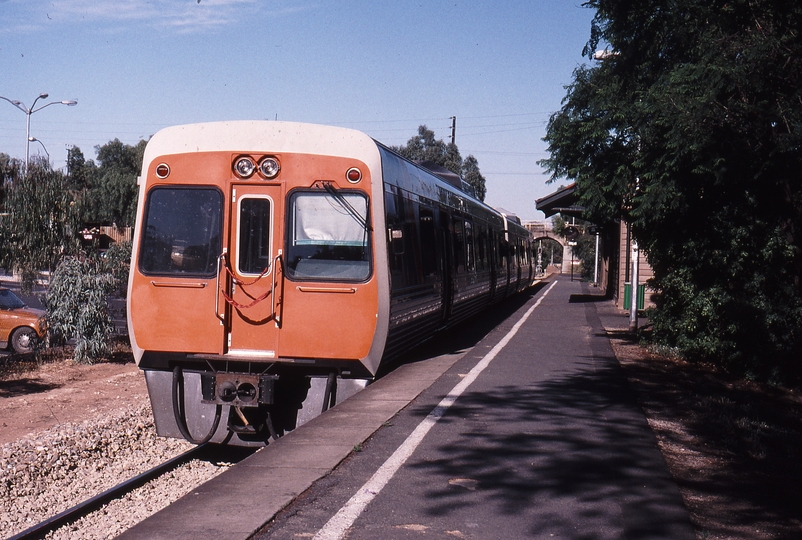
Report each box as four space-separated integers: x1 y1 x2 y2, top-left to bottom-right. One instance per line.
450 116 456 145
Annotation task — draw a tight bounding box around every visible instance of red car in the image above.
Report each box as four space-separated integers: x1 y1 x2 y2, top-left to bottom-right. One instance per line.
0 288 46 354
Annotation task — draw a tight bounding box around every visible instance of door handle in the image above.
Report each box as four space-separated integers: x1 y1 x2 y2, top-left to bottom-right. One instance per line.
215 250 226 324
272 250 283 328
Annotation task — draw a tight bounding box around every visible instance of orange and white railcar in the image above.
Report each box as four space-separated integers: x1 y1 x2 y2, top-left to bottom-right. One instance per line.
128 121 533 446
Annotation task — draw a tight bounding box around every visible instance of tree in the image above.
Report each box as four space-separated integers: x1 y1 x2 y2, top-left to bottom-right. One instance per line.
393 125 487 201
81 139 145 227
0 153 21 212
540 0 802 383
461 155 487 201
0 158 80 293
66 145 94 193
394 125 448 165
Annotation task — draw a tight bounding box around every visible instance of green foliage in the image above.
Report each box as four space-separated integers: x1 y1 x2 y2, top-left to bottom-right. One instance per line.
461 155 487 201
392 125 487 201
0 159 80 293
103 241 132 297
65 146 89 192
537 238 563 266
0 153 22 210
541 0 802 383
74 139 145 227
46 256 118 364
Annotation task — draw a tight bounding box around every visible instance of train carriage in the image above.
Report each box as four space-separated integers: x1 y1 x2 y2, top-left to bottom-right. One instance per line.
128 121 534 446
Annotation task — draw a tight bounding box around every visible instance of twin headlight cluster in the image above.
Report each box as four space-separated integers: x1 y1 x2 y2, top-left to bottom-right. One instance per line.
153 156 280 180
154 155 363 184
233 156 280 179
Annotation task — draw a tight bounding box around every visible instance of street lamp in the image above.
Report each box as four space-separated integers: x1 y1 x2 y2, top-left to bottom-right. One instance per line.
28 136 50 163
0 93 78 172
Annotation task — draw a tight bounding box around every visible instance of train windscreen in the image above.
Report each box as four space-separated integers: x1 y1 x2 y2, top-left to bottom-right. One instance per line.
286 191 370 281
138 187 223 277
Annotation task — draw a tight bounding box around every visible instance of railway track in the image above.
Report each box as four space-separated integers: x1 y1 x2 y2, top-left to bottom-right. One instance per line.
7 444 214 540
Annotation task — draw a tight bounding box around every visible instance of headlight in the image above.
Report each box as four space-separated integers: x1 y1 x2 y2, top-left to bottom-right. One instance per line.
258 157 280 179
234 156 256 178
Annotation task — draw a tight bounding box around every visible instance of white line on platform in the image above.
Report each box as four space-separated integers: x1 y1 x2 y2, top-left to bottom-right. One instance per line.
313 280 559 540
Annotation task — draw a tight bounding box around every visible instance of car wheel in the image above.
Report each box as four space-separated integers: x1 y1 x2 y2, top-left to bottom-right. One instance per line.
10 327 37 354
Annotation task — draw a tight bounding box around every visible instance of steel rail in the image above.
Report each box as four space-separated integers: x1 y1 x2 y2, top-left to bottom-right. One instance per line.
7 444 210 540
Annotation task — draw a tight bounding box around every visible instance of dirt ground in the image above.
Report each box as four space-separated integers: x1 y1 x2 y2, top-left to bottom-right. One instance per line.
0 354 147 445
2 338 802 539
609 332 802 540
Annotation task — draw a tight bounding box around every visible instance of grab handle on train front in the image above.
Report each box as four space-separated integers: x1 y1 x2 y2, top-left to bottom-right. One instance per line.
215 250 227 324
272 249 283 328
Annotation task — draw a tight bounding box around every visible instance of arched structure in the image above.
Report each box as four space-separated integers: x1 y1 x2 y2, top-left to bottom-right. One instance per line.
523 220 576 275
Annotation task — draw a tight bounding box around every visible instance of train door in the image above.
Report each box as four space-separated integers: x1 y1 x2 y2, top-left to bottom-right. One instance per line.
439 207 454 322
224 183 284 356
132 186 226 355
278 188 378 361
419 206 445 322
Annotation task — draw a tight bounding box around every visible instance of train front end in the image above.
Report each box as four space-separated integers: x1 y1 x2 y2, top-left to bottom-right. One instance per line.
127 121 388 446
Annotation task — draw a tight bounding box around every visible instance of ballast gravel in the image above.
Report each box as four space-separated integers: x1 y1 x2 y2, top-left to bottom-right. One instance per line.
1 402 233 539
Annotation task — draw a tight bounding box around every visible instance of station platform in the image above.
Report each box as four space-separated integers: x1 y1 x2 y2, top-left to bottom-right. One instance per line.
118 278 695 540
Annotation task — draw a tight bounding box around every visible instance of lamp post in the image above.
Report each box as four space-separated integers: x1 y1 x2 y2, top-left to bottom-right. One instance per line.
0 93 78 172
28 137 50 163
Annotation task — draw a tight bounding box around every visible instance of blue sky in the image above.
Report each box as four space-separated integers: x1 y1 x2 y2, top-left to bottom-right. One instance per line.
1 0 595 220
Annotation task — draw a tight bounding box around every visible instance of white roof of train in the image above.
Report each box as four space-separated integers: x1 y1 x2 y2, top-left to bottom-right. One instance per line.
142 121 380 167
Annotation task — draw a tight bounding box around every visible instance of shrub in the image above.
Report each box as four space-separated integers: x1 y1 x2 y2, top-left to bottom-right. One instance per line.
46 257 117 364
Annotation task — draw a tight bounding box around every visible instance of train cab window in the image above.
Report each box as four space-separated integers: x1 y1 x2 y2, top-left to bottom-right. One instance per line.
286 191 371 281
238 197 272 275
139 187 223 277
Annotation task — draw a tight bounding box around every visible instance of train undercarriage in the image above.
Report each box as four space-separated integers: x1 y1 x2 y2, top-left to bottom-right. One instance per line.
145 366 368 446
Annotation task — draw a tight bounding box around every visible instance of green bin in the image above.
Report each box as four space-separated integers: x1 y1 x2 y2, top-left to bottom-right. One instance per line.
623 282 645 310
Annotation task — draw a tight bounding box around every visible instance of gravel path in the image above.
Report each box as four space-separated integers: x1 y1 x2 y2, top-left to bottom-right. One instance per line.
1 402 233 539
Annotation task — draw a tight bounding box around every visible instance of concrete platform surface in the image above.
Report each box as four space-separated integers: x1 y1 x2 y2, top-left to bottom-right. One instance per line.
118 279 694 540
116 350 466 540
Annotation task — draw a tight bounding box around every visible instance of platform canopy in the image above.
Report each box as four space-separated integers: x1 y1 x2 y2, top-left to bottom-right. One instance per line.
535 183 584 219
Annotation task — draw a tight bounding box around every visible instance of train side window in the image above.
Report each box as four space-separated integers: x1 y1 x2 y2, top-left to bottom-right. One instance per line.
286 190 371 281
419 208 437 277
453 219 465 273
384 188 398 218
238 196 272 275
464 220 475 272
476 225 488 272
139 187 222 277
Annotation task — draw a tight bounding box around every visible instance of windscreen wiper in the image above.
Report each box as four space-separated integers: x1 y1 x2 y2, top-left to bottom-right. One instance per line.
322 182 372 232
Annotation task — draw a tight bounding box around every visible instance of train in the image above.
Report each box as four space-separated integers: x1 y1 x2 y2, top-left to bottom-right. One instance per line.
127 121 536 446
